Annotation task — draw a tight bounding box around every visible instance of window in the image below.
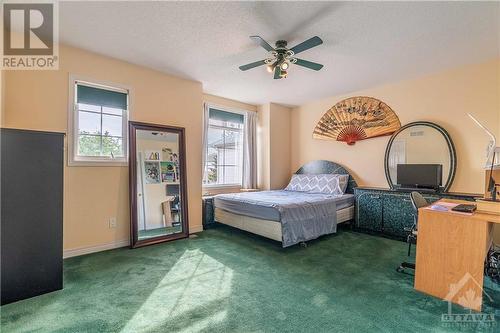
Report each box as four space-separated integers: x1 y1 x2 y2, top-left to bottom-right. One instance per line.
203 107 244 186
69 78 129 165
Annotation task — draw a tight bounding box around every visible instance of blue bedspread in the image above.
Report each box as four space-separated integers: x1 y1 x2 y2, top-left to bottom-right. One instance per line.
214 190 347 247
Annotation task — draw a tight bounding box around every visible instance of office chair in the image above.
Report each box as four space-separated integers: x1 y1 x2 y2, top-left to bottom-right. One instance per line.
166 184 181 225
166 184 180 212
397 191 429 273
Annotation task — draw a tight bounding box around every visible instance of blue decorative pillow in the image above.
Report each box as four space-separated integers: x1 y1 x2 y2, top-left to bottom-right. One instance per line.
284 174 349 195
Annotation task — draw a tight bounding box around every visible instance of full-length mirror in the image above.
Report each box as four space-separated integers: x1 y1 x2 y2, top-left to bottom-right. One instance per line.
129 122 189 248
384 121 456 192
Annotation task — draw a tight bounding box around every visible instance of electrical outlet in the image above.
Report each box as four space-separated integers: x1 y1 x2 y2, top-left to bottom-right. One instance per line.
109 217 117 228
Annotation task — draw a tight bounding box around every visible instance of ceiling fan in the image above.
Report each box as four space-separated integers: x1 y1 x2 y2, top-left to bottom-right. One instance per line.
239 35 324 79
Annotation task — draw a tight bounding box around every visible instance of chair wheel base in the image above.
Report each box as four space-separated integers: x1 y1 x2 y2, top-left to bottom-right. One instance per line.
397 262 415 273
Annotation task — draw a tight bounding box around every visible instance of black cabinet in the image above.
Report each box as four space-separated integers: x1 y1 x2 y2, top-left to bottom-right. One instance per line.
354 187 479 241
382 195 414 238
202 196 215 229
357 192 383 231
1 128 64 305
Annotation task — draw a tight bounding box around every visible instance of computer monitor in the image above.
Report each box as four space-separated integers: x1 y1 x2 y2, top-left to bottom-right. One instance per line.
397 164 442 190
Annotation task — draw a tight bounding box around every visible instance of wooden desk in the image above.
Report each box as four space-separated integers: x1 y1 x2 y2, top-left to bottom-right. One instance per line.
415 199 500 311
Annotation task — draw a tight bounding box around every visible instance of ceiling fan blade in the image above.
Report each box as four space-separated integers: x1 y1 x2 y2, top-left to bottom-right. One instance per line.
290 36 323 55
274 66 282 79
239 60 266 71
250 36 275 52
294 58 324 71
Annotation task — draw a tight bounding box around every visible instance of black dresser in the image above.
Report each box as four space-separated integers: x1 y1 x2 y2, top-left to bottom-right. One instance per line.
202 196 215 229
1 128 64 305
354 187 481 241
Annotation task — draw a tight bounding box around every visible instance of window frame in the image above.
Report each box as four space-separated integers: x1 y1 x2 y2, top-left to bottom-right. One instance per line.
203 103 246 188
68 75 130 166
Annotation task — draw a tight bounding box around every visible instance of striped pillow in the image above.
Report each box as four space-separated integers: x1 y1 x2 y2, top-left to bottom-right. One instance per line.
285 174 349 195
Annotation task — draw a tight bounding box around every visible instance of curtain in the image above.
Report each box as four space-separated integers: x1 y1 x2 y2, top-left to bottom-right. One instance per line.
243 110 257 189
201 103 210 182
209 108 244 123
76 84 127 109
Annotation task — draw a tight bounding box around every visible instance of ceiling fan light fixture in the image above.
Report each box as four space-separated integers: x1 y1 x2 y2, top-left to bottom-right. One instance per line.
239 35 324 79
280 61 289 71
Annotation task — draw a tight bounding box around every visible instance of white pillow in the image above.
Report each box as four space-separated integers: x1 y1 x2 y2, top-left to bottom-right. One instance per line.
284 174 349 195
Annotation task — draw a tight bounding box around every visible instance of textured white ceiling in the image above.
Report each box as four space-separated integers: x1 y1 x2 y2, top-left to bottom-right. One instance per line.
59 1 499 106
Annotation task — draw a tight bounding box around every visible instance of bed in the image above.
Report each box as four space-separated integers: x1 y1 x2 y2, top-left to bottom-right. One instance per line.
213 160 357 247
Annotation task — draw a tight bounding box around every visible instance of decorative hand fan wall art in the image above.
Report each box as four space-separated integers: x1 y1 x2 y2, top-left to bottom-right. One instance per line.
313 96 401 145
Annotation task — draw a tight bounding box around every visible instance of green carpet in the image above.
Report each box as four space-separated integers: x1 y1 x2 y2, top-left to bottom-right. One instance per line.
1 226 499 332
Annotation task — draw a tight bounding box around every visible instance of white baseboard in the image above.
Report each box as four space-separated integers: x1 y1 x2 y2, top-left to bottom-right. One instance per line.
63 239 130 259
64 226 204 259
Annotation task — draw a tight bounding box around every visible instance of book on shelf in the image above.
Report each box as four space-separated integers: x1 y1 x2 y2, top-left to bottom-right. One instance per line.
476 199 500 215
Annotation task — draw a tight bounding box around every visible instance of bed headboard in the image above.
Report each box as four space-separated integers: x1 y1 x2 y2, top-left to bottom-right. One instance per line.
295 160 358 194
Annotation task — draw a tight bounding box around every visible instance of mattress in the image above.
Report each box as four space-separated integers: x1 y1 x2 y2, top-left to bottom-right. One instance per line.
215 205 354 243
214 190 354 222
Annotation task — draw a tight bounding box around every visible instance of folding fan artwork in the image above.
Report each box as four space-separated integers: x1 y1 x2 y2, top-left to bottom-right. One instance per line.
313 96 401 145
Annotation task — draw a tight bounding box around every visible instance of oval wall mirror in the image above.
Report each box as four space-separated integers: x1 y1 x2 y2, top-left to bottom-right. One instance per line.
384 121 457 192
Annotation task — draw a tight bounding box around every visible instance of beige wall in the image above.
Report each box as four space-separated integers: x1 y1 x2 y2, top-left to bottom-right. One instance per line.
3 45 203 252
203 93 257 112
291 59 500 242
269 103 292 189
291 59 500 194
3 44 499 249
258 103 292 190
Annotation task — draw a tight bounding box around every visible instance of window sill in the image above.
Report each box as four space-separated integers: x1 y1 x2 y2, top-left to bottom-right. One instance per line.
68 159 128 167
203 184 242 189
202 184 242 196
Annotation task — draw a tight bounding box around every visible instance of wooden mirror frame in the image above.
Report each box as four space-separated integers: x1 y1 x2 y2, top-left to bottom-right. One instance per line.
384 121 457 193
129 121 189 248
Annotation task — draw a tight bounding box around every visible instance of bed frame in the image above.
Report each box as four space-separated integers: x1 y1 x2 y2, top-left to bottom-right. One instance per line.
214 160 357 244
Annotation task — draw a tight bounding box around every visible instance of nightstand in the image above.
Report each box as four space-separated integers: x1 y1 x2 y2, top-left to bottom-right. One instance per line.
202 196 215 229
